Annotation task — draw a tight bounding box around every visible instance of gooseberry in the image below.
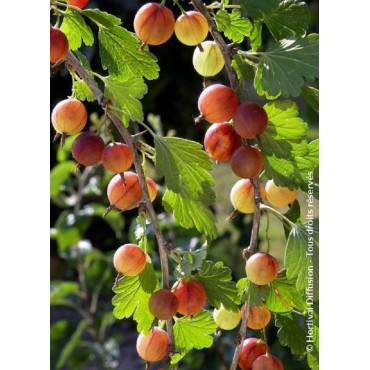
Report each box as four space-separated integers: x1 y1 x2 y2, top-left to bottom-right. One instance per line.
233 102 268 139
101 143 134 174
149 289 179 320
246 252 279 286
198 84 238 123
239 338 269 370
68 0 89 8
134 3 175 46
265 179 297 208
241 304 271 330
231 146 263 178
50 26 69 64
204 122 241 162
107 172 157 210
175 11 208 46
252 354 284 370
213 305 241 330
173 278 206 316
113 243 147 276
51 99 87 135
136 327 169 362
193 41 224 77
230 179 266 214
71 132 105 167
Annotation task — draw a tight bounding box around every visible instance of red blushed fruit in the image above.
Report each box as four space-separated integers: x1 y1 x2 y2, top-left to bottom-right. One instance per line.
252 354 284 370
204 122 242 162
198 84 238 123
71 132 105 167
246 253 279 286
113 244 147 276
101 143 134 174
241 304 271 330
239 338 269 370
52 99 87 135
68 0 89 9
50 26 69 63
149 289 179 320
233 102 268 139
134 3 175 46
136 327 169 362
231 146 263 179
107 172 157 210
173 278 206 316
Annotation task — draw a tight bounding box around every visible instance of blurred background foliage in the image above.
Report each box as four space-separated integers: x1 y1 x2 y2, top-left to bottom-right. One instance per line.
50 0 319 369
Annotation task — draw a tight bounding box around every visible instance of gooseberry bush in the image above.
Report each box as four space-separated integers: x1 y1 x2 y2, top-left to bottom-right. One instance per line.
50 0 319 369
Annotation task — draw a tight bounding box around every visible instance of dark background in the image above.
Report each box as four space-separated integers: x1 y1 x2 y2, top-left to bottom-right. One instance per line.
51 1 319 369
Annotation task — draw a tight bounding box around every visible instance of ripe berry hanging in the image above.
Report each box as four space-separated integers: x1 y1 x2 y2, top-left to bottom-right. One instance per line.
50 26 69 64
175 11 209 46
71 132 105 167
197 84 238 123
134 3 175 47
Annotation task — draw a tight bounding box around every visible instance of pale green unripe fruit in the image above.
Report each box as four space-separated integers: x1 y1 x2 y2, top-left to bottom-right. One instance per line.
213 305 241 330
192 41 225 77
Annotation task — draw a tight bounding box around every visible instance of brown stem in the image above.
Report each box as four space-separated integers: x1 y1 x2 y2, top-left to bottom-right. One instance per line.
190 2 262 369
65 51 176 355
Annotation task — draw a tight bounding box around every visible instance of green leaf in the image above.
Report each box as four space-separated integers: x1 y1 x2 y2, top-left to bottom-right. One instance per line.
285 224 319 301
174 244 208 277
237 278 270 306
155 136 214 197
265 276 306 313
61 9 94 50
103 73 147 127
283 200 301 238
82 9 122 28
254 34 319 98
263 0 310 41
238 0 279 19
250 20 262 51
232 54 254 81
301 86 319 113
215 10 253 43
155 136 217 238
50 281 80 307
112 262 158 334
83 10 159 80
173 310 217 352
195 261 239 312
73 79 95 102
163 189 217 239
56 320 87 369
275 313 307 356
50 161 76 197
260 101 319 190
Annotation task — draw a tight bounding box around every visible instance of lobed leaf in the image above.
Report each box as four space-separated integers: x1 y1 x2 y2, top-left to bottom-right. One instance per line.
196 261 240 312
61 9 94 50
254 34 319 98
237 278 271 306
112 262 158 334
174 310 216 352
215 10 253 43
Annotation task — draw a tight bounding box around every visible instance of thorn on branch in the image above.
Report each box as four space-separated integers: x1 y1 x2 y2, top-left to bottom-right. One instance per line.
227 209 239 221
103 204 114 218
243 248 251 260
132 130 148 138
113 273 123 288
234 332 242 346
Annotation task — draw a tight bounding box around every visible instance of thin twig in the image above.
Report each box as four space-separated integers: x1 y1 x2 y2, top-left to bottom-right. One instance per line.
190 2 262 369
65 51 176 356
